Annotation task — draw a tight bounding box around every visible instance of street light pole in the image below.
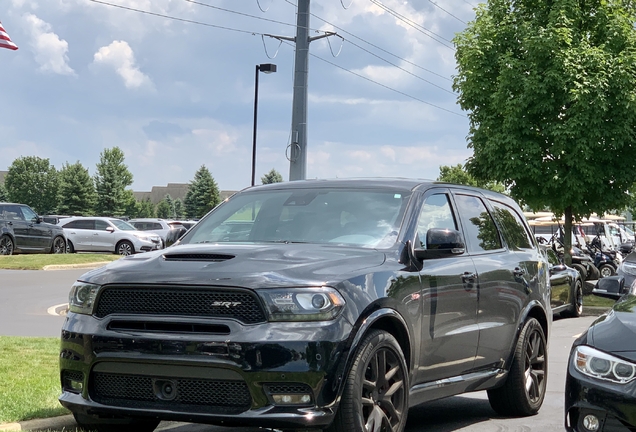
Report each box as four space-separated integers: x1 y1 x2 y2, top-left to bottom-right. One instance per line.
252 63 277 187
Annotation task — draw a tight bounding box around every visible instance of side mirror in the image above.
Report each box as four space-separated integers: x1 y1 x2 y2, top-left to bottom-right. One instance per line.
106 226 115 233
414 228 466 260
593 276 627 300
550 264 567 274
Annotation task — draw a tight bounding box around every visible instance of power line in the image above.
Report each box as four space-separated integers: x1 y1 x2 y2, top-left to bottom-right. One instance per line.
424 0 468 24
369 0 456 49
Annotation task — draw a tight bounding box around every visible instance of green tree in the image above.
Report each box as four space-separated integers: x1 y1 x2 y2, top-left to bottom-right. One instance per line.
261 168 283 185
121 189 138 218
94 147 134 216
156 198 172 219
184 165 220 219
57 161 96 215
173 198 184 219
437 164 506 193
5 156 58 214
454 0 636 263
0 182 8 201
137 198 156 218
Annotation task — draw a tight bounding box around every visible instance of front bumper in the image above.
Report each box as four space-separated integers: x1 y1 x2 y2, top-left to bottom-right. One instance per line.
565 357 636 431
59 312 352 429
133 237 162 252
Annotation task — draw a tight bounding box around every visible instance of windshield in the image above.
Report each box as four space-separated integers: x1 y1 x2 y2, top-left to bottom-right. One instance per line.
110 219 136 231
182 188 412 248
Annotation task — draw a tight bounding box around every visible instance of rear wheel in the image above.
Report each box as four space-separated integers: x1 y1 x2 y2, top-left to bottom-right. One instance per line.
570 263 587 281
598 263 615 278
327 330 408 432
66 240 75 254
73 413 159 432
586 263 600 281
0 235 14 255
116 240 134 256
562 279 583 318
487 317 547 416
51 236 66 254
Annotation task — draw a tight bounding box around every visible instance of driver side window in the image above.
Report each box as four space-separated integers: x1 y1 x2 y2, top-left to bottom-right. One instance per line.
416 194 457 248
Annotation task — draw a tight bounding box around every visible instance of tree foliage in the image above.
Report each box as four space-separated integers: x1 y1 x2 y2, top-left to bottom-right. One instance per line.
156 195 174 219
184 165 220 219
437 164 506 193
0 182 8 202
173 198 184 219
5 156 58 214
454 0 636 260
137 198 156 218
94 147 134 216
261 168 283 185
57 161 96 215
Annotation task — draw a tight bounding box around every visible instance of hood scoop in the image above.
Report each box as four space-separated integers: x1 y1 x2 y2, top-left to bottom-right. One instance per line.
162 253 235 262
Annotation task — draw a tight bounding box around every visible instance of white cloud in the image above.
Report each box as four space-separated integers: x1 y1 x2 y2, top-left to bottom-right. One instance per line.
93 40 152 89
23 13 75 76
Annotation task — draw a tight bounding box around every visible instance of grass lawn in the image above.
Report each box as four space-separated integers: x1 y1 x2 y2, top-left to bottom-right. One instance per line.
0 337 69 423
0 254 120 270
583 294 616 308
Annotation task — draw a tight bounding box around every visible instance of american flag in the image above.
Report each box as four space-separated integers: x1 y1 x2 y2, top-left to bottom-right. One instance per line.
0 21 18 51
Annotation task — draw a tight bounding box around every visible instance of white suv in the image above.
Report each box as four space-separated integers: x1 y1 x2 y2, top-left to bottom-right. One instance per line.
59 217 162 255
128 218 187 247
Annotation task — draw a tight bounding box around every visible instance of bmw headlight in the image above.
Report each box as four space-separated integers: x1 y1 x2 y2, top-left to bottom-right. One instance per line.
68 282 101 315
258 287 345 321
574 345 636 384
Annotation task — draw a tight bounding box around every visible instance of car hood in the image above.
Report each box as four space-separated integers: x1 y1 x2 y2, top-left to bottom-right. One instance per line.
588 295 636 362
79 243 387 288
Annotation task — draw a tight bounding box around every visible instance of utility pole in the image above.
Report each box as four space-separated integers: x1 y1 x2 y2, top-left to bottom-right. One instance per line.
266 0 336 181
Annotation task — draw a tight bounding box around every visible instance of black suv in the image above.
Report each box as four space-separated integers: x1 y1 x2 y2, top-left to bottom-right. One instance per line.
0 202 66 255
59 179 551 432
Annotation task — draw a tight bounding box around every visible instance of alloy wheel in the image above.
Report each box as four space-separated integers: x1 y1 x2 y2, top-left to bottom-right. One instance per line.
524 327 547 404
0 236 14 255
53 237 66 254
361 347 406 432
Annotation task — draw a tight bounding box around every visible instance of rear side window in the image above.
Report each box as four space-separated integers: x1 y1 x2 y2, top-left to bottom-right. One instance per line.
454 194 502 253
63 220 94 229
490 201 534 250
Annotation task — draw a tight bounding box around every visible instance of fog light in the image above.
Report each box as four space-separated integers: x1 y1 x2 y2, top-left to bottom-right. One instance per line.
68 379 83 392
272 394 312 405
583 414 600 431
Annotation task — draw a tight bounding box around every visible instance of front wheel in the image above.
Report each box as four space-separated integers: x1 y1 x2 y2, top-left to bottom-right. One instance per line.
327 330 408 432
563 279 583 318
0 235 14 255
73 413 159 432
116 240 134 256
570 263 587 281
598 263 615 278
487 317 547 416
51 236 66 254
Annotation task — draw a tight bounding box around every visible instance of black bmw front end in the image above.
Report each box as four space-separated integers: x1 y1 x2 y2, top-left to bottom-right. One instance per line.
565 295 636 432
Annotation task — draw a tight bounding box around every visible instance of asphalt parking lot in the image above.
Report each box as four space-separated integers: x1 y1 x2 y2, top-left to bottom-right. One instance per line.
0 269 605 432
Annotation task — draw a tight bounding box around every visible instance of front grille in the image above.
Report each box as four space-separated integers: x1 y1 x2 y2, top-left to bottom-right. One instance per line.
266 383 312 394
94 286 266 324
90 372 252 414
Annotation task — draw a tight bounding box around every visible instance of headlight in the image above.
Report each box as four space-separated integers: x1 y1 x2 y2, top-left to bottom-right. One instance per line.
574 345 636 384
68 282 101 315
621 262 636 276
133 233 146 240
258 287 345 322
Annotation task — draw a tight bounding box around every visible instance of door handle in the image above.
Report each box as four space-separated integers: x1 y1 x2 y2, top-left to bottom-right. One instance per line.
461 272 476 282
7 222 12 226
93 233 99 236
513 267 526 277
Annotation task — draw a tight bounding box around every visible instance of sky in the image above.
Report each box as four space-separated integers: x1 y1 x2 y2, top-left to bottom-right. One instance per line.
0 0 477 193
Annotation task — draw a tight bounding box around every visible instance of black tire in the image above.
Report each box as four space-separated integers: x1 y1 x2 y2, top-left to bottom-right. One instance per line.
327 330 409 432
0 235 14 255
570 263 587 281
73 413 159 432
116 240 134 256
562 279 583 318
51 236 66 254
67 240 75 254
598 263 615 278
487 318 547 416
586 263 600 281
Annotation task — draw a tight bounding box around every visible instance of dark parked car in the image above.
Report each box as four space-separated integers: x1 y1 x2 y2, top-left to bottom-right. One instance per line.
542 245 584 318
59 179 552 432
0 202 66 255
565 276 636 432
616 250 636 290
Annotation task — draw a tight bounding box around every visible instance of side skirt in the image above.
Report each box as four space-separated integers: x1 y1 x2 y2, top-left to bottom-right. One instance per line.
408 369 508 408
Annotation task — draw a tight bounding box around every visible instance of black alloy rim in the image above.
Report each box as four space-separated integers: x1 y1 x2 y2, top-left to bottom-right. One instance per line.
524 328 546 403
361 347 406 432
53 237 66 253
0 237 13 255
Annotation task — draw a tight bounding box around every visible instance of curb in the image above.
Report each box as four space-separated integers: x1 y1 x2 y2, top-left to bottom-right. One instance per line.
42 262 111 271
0 414 77 431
